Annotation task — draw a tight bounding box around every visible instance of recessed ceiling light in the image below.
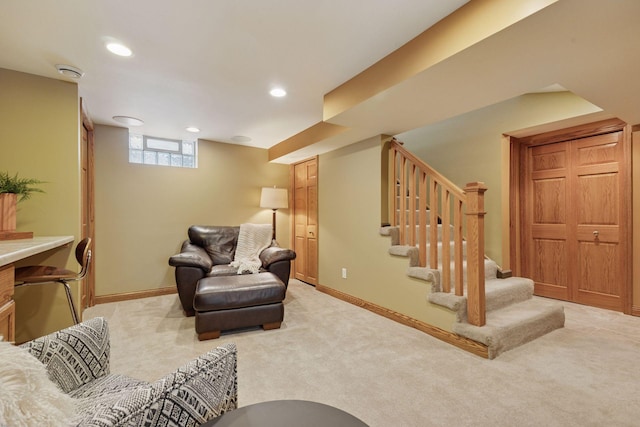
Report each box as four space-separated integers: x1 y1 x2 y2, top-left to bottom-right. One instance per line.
231 135 252 143
55 64 84 79
112 116 144 126
186 127 200 133
269 88 287 97
106 42 132 57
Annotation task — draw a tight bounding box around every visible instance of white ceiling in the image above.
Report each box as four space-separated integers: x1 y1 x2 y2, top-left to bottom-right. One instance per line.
0 0 468 149
293 0 640 166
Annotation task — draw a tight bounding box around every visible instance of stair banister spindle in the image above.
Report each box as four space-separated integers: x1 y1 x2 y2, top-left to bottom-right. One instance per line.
408 164 417 247
429 179 438 270
464 182 487 327
419 171 427 267
399 155 407 245
454 199 464 296
442 189 452 293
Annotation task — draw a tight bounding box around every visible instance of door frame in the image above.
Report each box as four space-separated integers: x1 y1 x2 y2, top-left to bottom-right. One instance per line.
506 118 632 314
80 99 96 308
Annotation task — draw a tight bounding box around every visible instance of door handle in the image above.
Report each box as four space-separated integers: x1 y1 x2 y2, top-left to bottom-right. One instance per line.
593 230 599 238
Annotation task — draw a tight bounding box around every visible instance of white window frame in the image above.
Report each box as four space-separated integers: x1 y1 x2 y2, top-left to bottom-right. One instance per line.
129 133 197 168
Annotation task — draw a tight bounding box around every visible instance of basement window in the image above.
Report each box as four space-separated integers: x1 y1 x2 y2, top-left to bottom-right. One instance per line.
128 134 197 168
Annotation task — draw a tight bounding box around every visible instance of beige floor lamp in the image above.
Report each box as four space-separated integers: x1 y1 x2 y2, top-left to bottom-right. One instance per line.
260 186 288 241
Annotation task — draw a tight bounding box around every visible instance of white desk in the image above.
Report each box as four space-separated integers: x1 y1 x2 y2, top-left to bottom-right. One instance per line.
0 236 74 341
0 236 75 266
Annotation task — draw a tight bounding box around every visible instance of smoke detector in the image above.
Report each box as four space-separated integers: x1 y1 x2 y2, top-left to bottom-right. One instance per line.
55 64 84 79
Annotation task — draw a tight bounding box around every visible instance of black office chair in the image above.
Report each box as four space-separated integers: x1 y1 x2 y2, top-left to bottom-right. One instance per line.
14 238 92 325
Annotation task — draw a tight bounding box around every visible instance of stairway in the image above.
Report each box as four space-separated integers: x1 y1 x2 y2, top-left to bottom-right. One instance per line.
381 225 565 359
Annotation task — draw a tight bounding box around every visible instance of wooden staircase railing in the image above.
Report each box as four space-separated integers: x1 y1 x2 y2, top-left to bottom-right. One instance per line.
388 138 487 326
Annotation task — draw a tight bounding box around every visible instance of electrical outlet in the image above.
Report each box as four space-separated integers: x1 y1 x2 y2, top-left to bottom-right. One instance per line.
341 268 347 279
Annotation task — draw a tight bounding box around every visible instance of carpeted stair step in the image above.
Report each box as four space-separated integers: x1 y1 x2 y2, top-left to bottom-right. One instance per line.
452 297 565 359
389 245 420 267
427 276 533 320
421 239 468 260
389 244 495 280
436 256 497 282
404 224 452 241
380 226 400 245
419 258 498 290
395 208 432 224
484 277 534 311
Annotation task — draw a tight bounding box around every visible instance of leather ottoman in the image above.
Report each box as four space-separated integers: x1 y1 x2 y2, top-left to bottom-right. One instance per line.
194 272 286 340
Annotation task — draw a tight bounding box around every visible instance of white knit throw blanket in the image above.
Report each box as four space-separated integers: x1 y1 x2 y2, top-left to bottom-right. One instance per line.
0 340 77 425
230 223 272 274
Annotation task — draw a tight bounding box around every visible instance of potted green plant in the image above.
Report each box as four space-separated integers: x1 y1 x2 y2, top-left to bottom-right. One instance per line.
0 172 45 232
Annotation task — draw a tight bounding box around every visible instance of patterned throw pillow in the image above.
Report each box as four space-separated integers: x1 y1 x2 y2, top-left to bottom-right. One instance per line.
79 343 238 427
21 316 110 394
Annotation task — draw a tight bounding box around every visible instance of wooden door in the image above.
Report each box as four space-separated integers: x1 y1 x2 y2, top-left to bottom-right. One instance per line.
293 157 318 285
572 132 626 310
523 141 571 301
520 122 630 312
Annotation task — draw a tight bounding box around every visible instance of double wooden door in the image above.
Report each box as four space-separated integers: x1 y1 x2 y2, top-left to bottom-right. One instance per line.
292 157 318 285
519 122 630 312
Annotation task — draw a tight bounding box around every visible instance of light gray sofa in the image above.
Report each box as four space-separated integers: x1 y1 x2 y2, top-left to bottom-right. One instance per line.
19 317 237 426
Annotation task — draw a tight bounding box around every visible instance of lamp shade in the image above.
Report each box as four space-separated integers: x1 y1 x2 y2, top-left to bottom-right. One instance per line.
260 187 288 209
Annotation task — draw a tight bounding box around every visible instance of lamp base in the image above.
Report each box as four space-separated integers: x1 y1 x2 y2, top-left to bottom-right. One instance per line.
271 209 277 240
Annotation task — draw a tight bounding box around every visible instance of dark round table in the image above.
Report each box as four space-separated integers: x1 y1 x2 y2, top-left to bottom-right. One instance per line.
203 400 369 426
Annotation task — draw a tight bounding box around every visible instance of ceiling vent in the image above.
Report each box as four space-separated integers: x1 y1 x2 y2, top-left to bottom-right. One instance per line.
55 64 84 79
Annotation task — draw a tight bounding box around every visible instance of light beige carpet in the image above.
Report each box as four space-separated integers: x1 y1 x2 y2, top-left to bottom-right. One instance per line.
84 280 640 426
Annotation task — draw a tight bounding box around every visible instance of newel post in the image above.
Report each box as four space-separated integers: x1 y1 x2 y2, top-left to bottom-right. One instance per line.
464 182 487 327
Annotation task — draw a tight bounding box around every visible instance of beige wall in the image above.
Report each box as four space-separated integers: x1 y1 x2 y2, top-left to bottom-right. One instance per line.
93 125 290 296
0 68 81 342
318 136 455 331
399 91 602 264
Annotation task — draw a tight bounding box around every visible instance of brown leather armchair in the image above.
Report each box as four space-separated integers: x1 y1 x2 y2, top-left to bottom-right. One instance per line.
169 225 296 316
